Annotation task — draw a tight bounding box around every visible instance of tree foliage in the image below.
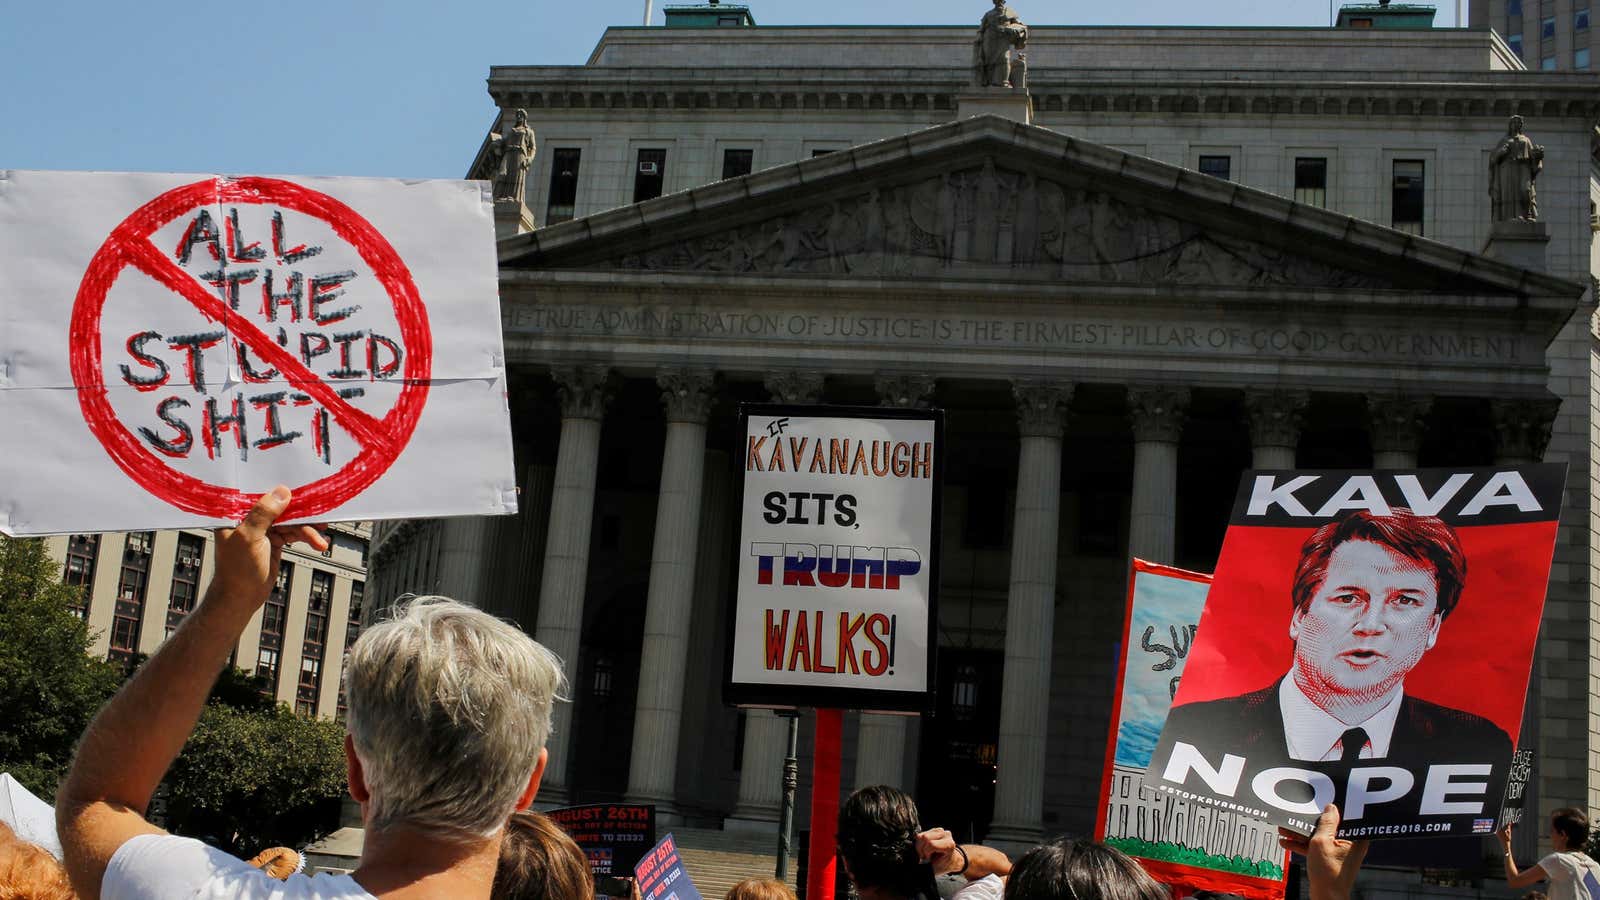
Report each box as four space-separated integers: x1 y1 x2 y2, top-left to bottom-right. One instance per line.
164 702 348 855
0 536 122 797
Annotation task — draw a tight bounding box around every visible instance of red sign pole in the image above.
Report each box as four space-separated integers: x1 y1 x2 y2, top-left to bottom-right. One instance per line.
807 708 844 900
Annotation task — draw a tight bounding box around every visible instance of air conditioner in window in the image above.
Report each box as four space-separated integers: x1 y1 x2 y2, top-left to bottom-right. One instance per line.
638 161 659 175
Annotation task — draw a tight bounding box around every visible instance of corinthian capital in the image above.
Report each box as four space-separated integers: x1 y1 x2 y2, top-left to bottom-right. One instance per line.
1244 389 1309 451
550 365 613 420
1128 386 1189 443
764 371 825 405
1012 379 1074 438
658 368 717 424
1366 393 1431 456
1491 395 1560 463
875 373 938 409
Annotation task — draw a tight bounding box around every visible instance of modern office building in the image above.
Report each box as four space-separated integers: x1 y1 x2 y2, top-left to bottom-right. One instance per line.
46 523 371 719
1472 0 1593 69
367 2 1600 883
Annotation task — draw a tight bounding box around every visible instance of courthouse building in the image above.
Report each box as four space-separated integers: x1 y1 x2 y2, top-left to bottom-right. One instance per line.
46 524 371 719
367 2 1600 875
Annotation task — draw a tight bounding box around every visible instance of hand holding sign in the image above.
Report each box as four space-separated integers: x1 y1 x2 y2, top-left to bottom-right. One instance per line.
0 171 515 534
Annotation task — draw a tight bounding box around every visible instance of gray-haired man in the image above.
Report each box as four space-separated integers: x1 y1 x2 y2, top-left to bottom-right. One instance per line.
57 486 566 899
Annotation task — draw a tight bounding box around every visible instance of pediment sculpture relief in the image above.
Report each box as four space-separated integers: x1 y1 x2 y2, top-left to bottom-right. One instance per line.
614 158 1390 289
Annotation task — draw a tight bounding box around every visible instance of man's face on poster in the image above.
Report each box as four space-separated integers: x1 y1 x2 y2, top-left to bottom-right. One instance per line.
1290 539 1444 705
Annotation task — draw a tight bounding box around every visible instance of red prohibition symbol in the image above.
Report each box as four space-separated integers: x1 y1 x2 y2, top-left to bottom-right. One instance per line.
69 177 433 521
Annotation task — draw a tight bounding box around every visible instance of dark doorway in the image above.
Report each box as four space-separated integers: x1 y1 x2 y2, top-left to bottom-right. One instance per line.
915 648 1004 843
570 586 647 801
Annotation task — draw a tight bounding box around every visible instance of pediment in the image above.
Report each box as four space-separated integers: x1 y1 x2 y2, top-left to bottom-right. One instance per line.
499 116 1581 299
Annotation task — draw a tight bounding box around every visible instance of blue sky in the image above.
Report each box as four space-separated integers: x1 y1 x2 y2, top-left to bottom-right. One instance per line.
0 1 1462 180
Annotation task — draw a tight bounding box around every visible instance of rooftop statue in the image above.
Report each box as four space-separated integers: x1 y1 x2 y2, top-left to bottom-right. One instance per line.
488 109 537 204
1489 115 1544 222
973 0 1028 88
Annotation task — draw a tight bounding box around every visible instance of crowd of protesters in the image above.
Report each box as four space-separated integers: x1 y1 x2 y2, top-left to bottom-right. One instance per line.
0 487 1587 899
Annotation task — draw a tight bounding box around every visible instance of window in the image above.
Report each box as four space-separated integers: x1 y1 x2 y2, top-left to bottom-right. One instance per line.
633 149 667 203
1348 16 1374 26
1294 157 1328 208
717 15 742 25
1392 160 1425 235
545 148 581 225
257 562 292 698
721 149 754 180
337 580 366 719
1578 47 1592 68
110 532 154 667
1578 7 1591 30
297 571 333 715
1542 15 1557 38
1507 0 1522 13
810 149 838 158
1542 55 1558 69
63 534 100 619
1508 33 1525 55
165 534 205 637
1198 155 1232 181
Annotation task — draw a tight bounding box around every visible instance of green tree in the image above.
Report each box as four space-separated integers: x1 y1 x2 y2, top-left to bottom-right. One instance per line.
0 536 122 797
163 702 348 855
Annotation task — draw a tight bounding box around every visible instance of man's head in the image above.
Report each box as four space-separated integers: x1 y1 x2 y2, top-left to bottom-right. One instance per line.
1289 509 1465 705
494 810 593 900
837 786 923 898
342 596 566 840
1003 838 1167 900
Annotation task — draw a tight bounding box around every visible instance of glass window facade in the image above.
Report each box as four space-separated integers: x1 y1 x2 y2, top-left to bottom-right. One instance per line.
1198 155 1232 181
633 149 667 202
110 532 155 668
1392 160 1425 235
546 148 582 224
63 534 100 619
721 149 754 180
1294 157 1329 207
165 534 205 637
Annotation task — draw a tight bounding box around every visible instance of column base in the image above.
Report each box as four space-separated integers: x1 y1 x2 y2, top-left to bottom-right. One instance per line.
723 812 782 834
954 88 1033 125
983 823 1043 862
625 793 683 825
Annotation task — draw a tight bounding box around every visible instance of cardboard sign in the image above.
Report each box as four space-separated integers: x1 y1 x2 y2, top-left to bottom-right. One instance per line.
0 171 515 534
1499 748 1534 830
634 833 702 900
1150 466 1565 839
725 404 942 712
547 803 656 877
1097 560 1287 898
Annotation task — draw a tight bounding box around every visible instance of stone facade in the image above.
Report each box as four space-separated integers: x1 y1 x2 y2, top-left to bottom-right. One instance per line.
374 18 1600 883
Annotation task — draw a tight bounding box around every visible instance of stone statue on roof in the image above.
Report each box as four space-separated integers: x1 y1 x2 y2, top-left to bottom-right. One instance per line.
1489 115 1544 222
487 109 537 204
974 0 1028 88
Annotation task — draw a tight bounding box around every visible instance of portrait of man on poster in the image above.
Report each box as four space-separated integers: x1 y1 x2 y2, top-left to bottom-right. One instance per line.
1163 508 1512 771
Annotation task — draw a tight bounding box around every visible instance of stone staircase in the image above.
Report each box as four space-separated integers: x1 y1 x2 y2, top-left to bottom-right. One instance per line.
671 826 800 900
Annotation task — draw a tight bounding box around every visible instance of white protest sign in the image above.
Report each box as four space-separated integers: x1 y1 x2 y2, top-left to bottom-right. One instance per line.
726 405 941 712
0 170 515 535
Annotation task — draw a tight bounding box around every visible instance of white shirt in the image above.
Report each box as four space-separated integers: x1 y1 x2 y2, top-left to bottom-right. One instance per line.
1278 675 1404 762
1536 851 1600 900
105 834 375 900
947 875 1004 900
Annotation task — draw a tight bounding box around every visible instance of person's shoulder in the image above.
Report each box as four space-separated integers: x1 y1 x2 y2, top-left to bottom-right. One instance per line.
104 834 372 900
951 874 1004 900
1399 696 1512 749
1168 683 1279 723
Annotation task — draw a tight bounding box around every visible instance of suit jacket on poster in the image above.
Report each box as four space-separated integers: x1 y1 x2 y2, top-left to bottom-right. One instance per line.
1161 679 1513 825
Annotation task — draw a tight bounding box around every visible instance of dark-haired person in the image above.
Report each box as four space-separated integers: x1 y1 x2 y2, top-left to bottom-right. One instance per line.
1500 808 1600 896
836 786 1010 900
493 810 591 900
1002 838 1165 900
1163 508 1511 770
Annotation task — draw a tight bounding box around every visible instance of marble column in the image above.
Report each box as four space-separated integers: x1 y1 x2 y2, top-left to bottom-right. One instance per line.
987 380 1072 853
533 365 612 803
676 447 733 809
852 373 940 791
1127 386 1190 564
1245 389 1308 470
627 369 717 814
1366 394 1431 469
433 516 496 607
1490 396 1560 465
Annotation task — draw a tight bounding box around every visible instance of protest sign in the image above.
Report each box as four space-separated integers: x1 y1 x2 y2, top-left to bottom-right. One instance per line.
1097 560 1287 898
1150 465 1565 840
1499 748 1534 830
725 405 941 712
634 833 703 900
0 171 515 534
547 803 656 877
